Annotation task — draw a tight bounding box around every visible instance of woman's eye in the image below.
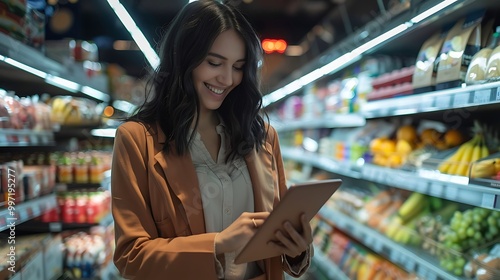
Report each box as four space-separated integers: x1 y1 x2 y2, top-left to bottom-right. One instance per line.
233 65 244 71
208 61 221 67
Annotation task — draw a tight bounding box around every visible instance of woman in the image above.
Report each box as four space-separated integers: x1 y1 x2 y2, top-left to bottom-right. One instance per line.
111 1 312 279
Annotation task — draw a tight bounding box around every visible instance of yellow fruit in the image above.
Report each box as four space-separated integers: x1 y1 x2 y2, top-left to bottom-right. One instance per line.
396 139 413 154
370 137 387 153
420 128 441 145
380 139 397 155
470 159 497 178
397 125 418 143
444 129 465 147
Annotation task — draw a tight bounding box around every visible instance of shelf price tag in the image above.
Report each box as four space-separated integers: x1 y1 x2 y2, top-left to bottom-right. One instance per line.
420 98 434 111
496 87 500 101
373 240 383 252
453 92 470 107
473 89 491 104
435 95 451 108
404 258 416 272
481 193 496 209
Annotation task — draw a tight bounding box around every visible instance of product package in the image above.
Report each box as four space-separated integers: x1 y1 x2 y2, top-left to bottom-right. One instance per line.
436 10 487 90
412 31 446 93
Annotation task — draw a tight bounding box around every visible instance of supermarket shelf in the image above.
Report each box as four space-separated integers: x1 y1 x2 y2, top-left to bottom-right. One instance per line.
361 164 500 211
281 147 500 210
271 114 366 132
362 80 500 119
312 246 350 280
319 207 462 280
0 194 57 232
281 147 362 179
0 128 55 148
17 211 113 233
0 32 109 102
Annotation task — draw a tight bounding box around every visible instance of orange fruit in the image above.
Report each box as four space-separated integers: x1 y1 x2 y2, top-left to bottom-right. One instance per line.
444 129 465 147
397 125 418 143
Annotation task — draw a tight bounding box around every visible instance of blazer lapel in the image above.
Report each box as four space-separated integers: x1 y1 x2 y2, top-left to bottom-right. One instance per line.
153 124 206 235
244 142 275 213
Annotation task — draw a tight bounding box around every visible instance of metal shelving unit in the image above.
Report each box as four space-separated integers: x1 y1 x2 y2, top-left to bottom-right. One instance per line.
319 207 463 280
0 194 57 232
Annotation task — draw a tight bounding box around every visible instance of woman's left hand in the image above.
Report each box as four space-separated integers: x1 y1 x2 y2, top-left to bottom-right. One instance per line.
267 213 313 258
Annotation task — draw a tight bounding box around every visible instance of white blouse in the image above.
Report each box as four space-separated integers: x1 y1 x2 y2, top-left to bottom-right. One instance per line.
189 122 261 280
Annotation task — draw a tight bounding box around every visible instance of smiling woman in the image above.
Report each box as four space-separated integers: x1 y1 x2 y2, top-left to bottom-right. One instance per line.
110 1 313 280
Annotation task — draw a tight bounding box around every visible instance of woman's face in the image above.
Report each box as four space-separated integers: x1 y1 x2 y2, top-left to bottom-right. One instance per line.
192 29 246 115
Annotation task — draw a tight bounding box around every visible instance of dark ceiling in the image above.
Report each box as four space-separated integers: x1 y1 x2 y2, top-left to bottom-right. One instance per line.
44 0 397 92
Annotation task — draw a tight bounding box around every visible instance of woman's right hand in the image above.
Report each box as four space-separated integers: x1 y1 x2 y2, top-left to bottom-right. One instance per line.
215 212 270 254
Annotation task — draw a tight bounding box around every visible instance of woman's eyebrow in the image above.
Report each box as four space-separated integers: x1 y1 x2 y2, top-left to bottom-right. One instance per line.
207 52 246 62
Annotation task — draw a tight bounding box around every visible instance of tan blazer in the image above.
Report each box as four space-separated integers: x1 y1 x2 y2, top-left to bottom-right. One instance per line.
111 121 311 279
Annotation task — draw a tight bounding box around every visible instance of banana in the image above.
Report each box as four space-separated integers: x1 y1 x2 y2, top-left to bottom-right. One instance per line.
456 140 481 176
438 144 467 173
450 139 475 176
470 159 497 178
481 143 490 158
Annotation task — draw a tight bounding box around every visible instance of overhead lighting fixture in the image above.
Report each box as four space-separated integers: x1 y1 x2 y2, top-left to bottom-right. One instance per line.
2 57 48 78
113 100 137 113
81 86 110 102
90 128 117 138
106 0 160 69
262 0 460 107
46 75 80 93
410 0 458 23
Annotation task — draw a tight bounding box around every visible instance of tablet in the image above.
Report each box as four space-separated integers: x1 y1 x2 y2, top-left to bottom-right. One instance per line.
234 179 342 264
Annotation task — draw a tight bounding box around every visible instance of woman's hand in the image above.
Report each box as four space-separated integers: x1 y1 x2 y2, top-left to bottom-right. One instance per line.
267 213 312 258
215 212 270 254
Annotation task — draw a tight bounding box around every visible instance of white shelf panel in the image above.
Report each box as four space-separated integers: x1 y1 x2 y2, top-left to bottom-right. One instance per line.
281 147 362 179
362 81 500 119
319 207 463 280
281 147 500 210
271 114 366 132
0 194 57 232
0 32 110 102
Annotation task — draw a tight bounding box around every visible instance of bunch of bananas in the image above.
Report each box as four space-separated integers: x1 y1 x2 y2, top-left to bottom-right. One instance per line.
438 134 489 177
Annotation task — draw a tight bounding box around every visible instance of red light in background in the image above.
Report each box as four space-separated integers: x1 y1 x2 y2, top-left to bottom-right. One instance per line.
262 39 287 54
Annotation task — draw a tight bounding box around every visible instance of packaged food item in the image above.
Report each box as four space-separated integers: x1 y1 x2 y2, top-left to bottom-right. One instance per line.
413 31 446 93
466 26 500 83
436 10 487 90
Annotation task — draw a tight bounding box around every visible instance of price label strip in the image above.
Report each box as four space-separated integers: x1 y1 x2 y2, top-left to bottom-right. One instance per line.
481 193 496 209
452 92 470 107
435 95 451 108
473 89 491 104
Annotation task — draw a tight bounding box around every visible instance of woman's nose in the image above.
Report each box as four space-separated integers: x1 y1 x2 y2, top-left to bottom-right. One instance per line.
217 67 233 86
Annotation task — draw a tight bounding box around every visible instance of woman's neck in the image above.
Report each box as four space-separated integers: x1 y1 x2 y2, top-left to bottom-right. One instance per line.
194 110 219 131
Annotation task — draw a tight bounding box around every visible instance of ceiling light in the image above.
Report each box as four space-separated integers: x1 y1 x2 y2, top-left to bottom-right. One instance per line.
410 0 458 23
81 86 110 102
106 0 160 69
262 0 460 107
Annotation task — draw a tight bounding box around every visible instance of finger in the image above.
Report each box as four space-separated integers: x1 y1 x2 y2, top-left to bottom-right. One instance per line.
300 214 313 244
249 212 271 219
274 230 301 257
282 221 308 251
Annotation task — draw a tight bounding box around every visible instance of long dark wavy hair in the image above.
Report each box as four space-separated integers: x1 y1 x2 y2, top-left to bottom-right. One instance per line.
127 0 267 160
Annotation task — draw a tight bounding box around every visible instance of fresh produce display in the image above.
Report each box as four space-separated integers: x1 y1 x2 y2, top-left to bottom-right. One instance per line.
369 124 466 168
49 96 104 126
438 122 499 176
432 207 500 276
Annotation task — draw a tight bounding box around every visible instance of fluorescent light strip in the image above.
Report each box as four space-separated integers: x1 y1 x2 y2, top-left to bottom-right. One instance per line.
81 86 110 102
351 23 409 55
3 57 47 78
107 0 160 69
91 128 117 138
411 0 458 23
263 0 460 107
113 99 137 113
45 75 81 93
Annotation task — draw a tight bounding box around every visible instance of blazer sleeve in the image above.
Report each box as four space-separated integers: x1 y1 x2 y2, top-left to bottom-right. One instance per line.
111 123 219 280
267 125 313 277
